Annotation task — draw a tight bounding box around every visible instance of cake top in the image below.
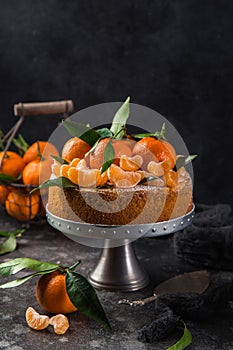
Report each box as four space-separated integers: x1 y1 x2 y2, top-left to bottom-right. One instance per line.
39 98 196 192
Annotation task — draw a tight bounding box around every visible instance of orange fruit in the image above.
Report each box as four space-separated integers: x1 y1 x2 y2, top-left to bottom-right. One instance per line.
26 307 50 330
89 138 132 169
133 137 176 169
22 159 52 186
107 164 142 188
147 161 165 177
5 191 40 221
49 314 69 335
23 141 58 164
68 159 108 187
0 151 25 178
62 137 91 162
69 158 81 167
36 270 77 314
0 185 9 205
120 154 143 171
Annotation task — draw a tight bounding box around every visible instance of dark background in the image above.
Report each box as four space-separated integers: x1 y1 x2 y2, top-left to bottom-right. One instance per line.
0 0 232 207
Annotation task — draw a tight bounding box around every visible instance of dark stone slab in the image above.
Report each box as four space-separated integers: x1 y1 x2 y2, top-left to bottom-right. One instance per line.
1 207 233 349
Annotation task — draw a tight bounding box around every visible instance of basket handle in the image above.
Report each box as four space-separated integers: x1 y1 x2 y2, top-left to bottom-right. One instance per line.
13 100 74 117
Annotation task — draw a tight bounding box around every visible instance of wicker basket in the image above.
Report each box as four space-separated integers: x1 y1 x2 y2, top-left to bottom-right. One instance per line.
0 100 73 224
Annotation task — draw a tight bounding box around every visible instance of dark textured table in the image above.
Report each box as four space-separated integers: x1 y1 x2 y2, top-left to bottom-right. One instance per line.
1 207 233 350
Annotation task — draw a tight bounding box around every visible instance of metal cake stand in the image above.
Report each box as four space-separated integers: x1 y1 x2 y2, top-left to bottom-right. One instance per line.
46 205 195 291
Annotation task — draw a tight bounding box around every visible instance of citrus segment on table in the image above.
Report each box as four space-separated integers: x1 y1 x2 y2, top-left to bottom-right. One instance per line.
49 314 69 335
107 164 142 188
26 307 50 330
36 271 77 314
0 151 25 178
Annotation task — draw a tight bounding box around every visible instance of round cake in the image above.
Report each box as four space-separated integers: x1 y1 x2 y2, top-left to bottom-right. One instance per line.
45 100 195 226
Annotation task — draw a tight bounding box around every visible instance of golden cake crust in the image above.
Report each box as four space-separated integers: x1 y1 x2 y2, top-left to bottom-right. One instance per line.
48 173 193 225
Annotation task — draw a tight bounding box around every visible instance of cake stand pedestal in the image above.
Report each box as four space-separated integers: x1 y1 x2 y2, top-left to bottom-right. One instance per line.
46 206 195 292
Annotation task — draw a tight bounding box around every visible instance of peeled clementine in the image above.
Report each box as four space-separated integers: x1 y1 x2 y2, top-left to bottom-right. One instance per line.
36 271 77 314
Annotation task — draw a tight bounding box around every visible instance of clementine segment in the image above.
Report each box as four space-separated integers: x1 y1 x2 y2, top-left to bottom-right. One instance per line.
0 151 25 178
164 170 178 188
5 191 40 221
49 314 69 335
107 164 142 188
62 137 91 162
36 271 77 314
26 307 50 330
120 154 143 171
89 138 132 169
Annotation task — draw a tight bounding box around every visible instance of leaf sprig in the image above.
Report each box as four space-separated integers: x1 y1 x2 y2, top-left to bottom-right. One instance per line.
0 257 111 330
167 321 192 350
0 229 25 255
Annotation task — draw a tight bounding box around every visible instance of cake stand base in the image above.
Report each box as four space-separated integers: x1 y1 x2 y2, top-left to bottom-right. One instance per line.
88 240 149 291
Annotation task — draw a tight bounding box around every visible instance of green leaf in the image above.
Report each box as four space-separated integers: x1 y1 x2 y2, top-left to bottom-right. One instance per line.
13 134 29 156
31 176 78 193
167 321 192 350
0 173 20 183
51 155 69 165
0 258 59 277
174 155 197 171
138 175 161 185
154 122 167 140
0 234 17 255
0 269 59 289
62 120 100 146
96 128 113 139
110 97 130 138
0 229 25 238
131 133 155 139
100 141 115 174
132 123 167 140
66 271 112 330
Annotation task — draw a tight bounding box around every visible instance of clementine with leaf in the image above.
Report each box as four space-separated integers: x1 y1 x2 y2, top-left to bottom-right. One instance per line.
90 138 132 169
133 137 176 169
36 270 77 314
62 137 91 162
23 141 58 164
0 151 25 178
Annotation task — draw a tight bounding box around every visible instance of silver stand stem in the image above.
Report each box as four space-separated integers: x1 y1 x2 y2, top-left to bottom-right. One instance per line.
88 240 149 291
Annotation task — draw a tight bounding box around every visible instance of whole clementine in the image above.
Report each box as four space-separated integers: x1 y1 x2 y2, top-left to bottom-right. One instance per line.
0 151 25 178
62 137 91 162
22 159 53 186
36 270 77 314
90 138 132 169
132 137 176 169
23 141 58 164
5 191 40 221
0 185 9 205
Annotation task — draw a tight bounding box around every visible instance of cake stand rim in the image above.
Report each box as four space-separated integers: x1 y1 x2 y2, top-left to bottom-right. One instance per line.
46 204 195 239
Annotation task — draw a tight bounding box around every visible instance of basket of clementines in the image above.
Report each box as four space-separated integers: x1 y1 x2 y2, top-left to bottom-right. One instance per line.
0 100 73 223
